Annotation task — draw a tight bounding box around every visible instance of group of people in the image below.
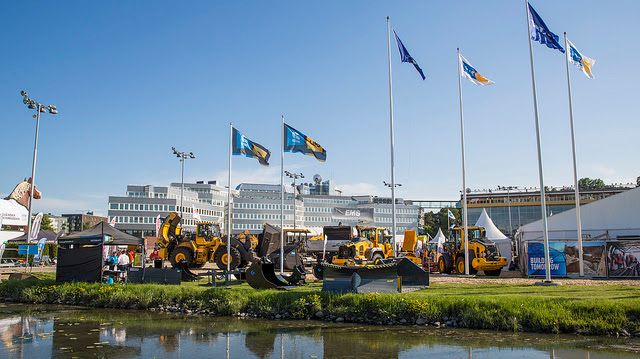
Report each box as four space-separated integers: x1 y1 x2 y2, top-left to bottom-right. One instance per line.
105 249 135 282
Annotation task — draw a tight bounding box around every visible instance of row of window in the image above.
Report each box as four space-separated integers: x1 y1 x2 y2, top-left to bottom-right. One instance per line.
374 217 417 224
305 216 331 223
176 206 223 217
306 207 332 213
110 203 175 212
127 191 168 198
232 213 293 220
374 208 418 215
233 223 269 230
114 216 207 227
468 192 612 205
234 203 294 210
304 198 353 205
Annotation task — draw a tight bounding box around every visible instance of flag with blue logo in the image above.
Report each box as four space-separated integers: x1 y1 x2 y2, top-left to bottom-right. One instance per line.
393 31 426 80
232 127 271 166
568 39 596 79
284 124 326 162
459 53 494 86
447 209 456 220
527 3 564 53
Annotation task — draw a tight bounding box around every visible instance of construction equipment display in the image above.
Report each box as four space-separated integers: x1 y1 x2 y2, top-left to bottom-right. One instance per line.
437 226 508 276
331 226 394 266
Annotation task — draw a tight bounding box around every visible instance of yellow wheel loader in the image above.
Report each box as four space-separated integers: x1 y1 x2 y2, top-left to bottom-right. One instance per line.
331 226 394 266
437 226 508 276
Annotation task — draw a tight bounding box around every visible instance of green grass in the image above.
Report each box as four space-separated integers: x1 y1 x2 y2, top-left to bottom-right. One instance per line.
1 278 639 336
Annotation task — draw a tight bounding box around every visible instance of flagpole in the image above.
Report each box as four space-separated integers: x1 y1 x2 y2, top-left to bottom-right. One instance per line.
227 123 233 278
564 32 584 277
456 48 470 275
280 114 285 274
386 16 398 256
525 0 552 283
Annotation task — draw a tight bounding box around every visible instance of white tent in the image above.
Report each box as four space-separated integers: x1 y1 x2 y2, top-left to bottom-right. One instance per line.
475 208 513 266
518 186 640 241
429 228 447 245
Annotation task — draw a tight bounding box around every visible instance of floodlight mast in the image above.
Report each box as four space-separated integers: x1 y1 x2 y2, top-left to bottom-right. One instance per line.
20 90 58 241
172 147 196 220
285 171 304 229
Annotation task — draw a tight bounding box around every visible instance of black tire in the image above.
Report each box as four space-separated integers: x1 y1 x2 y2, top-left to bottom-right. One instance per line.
468 250 478 275
455 256 466 274
485 269 502 277
438 256 452 274
371 253 384 265
169 247 193 268
214 246 241 271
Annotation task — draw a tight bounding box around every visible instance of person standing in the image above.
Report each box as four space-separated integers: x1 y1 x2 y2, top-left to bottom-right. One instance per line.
117 250 130 281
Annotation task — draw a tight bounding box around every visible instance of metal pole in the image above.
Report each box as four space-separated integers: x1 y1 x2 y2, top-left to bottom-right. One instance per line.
26 104 41 241
292 177 296 229
280 114 285 274
525 0 552 282
227 123 233 276
564 32 584 277
386 16 397 256
180 157 185 219
457 48 469 275
507 188 513 236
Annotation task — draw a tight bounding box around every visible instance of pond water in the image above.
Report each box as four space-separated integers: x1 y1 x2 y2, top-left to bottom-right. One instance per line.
0 303 638 358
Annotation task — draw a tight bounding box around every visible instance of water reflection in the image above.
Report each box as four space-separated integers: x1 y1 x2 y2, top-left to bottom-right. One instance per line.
0 304 638 359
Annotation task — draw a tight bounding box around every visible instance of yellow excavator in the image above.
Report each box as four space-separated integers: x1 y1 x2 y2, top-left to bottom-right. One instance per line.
438 226 508 276
331 226 394 266
155 212 258 276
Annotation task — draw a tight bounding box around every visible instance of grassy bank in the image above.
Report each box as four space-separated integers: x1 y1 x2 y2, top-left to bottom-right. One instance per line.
1 276 639 337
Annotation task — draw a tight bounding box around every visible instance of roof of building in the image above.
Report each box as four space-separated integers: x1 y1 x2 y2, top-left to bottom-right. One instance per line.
236 183 284 192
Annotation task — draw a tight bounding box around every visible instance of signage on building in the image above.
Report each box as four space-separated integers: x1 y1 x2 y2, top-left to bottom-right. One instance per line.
527 241 607 277
331 207 374 223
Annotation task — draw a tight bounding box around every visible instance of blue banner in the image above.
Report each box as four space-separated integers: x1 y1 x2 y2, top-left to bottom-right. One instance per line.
527 242 567 277
17 245 39 255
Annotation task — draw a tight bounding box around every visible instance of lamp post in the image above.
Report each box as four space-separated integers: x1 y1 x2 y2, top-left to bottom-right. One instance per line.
284 171 304 229
498 185 519 236
171 147 195 220
383 181 402 255
20 91 58 241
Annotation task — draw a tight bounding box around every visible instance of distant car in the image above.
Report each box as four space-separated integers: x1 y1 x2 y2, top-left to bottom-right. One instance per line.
0 259 18 267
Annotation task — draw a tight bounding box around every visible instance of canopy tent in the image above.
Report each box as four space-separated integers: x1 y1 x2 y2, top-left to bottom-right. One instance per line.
475 208 513 266
0 200 28 226
61 222 142 246
517 187 640 241
9 230 60 243
429 228 447 245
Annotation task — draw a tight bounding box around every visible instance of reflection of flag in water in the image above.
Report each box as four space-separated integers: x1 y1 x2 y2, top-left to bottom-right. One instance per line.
393 31 426 80
284 124 326 162
459 54 494 86
527 2 564 53
568 40 596 79
232 127 271 166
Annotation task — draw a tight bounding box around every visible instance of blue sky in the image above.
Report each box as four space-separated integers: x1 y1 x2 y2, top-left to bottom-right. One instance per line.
1 1 638 215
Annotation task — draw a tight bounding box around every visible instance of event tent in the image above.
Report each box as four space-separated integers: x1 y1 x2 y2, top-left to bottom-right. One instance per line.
475 209 513 266
517 186 640 241
61 222 142 245
429 228 447 245
9 230 60 243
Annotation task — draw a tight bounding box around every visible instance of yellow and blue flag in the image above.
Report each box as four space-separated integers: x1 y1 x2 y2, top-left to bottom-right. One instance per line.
284 124 326 162
527 3 564 53
232 127 271 166
568 40 596 79
393 31 426 80
459 53 494 86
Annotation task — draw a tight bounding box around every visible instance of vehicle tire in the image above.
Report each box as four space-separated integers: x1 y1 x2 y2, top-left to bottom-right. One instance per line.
485 269 502 277
169 247 193 268
455 256 466 274
371 253 384 265
438 256 452 274
214 246 241 271
468 250 478 275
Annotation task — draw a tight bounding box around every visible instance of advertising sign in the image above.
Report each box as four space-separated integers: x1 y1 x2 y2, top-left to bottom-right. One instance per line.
607 241 640 278
331 207 374 223
17 245 39 256
527 242 567 277
564 241 607 277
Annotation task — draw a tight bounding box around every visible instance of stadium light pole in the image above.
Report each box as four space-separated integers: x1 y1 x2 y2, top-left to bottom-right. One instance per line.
172 147 195 220
20 91 58 241
284 171 304 229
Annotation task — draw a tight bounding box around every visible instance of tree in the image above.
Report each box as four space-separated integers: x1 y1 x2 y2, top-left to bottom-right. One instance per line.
578 177 605 190
40 214 53 231
422 208 461 238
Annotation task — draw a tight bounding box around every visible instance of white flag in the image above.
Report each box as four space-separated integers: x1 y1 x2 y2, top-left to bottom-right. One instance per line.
28 213 43 243
192 205 202 222
109 217 116 227
447 209 456 220
155 215 161 237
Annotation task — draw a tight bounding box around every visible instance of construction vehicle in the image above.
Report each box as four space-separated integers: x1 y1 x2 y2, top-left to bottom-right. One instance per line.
437 226 508 276
331 226 394 266
397 229 425 266
155 212 257 278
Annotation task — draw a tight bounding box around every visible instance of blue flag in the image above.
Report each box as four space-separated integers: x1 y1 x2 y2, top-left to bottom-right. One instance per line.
284 124 326 162
527 3 564 53
232 127 271 166
393 31 426 80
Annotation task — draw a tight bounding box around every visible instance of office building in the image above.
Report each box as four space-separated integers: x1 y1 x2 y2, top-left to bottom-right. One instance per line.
62 212 108 233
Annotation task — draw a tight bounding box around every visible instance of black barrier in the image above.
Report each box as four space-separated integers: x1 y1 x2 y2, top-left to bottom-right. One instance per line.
322 263 400 293
127 267 182 285
396 258 430 287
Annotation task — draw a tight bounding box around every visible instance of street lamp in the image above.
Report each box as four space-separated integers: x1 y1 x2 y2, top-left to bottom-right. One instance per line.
20 91 58 241
284 171 304 229
383 181 402 255
497 185 519 236
172 147 195 220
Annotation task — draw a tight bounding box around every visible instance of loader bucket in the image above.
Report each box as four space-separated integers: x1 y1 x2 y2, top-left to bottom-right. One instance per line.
175 263 199 281
396 257 429 287
321 263 400 294
246 261 291 289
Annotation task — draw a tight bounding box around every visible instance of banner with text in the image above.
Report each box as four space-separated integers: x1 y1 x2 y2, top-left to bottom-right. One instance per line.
527 241 567 277
527 241 607 277
607 241 640 278
331 208 374 224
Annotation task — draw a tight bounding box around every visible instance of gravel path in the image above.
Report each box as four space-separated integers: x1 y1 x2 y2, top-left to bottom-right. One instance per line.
429 273 640 286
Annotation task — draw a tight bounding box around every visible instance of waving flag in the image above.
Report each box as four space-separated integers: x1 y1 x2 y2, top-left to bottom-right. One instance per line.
232 127 271 166
192 205 202 222
393 31 426 80
284 124 326 162
447 209 456 220
568 40 596 79
527 3 564 53
459 54 494 86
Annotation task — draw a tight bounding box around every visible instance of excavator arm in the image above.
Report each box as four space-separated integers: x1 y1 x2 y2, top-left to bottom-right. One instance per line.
155 212 182 259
